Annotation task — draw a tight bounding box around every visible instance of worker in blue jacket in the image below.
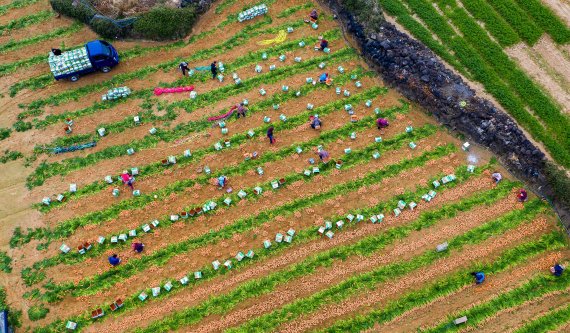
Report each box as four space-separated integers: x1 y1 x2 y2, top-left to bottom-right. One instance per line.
108 254 121 267
471 271 485 284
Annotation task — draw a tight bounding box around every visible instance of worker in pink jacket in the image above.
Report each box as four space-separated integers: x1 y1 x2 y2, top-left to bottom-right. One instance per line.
121 170 134 190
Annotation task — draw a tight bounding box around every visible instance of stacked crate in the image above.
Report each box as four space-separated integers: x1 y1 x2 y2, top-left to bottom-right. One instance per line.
48 47 92 77
237 4 268 22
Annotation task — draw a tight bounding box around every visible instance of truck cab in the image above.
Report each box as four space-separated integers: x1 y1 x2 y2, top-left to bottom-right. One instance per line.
85 40 120 73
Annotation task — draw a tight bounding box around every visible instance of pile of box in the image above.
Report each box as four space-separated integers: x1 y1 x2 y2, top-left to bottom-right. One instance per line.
48 47 92 77
102 86 131 101
237 4 268 22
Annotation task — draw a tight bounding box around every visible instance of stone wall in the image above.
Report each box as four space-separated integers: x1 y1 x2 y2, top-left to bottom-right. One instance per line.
320 0 569 224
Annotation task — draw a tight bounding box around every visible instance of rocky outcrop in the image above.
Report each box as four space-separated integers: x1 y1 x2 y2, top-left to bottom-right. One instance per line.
320 0 569 223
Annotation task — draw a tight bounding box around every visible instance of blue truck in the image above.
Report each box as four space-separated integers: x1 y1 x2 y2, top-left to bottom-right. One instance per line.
48 40 120 82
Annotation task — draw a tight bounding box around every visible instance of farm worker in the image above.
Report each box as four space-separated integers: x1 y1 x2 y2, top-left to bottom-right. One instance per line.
179 62 189 76
51 48 62 56
320 38 329 50
492 172 502 184
108 254 121 267
132 242 145 253
267 126 275 144
517 188 528 202
121 170 134 190
317 149 330 163
376 118 389 129
308 9 318 22
217 175 227 188
236 103 248 118
471 271 485 284
310 115 322 129
319 73 329 83
211 61 218 79
551 264 565 277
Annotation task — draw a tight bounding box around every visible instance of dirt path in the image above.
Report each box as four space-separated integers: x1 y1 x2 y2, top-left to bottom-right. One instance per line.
470 288 570 333
505 42 570 114
83 175 494 333
541 0 570 26
186 195 521 333
275 217 554 333
369 250 567 333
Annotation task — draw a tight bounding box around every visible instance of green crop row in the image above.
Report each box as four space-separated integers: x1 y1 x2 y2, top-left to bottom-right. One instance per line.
0 251 11 273
25 107 421 280
0 10 53 34
229 200 545 333
25 47 355 189
320 229 566 332
139 174 511 333
426 261 570 332
34 63 363 214
0 150 23 164
455 0 519 47
34 160 484 332
513 301 570 333
513 0 570 44
437 1 570 147
38 144 456 302
15 86 384 249
482 0 542 45
0 21 82 53
0 0 41 15
382 0 570 167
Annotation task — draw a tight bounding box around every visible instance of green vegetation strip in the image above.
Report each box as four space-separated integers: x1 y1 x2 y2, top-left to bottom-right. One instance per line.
0 21 82 53
426 263 570 332
482 0 542 45
35 59 358 214
513 0 570 44
0 10 53 34
513 300 570 333
25 107 421 281
25 47 354 189
38 144 456 302
0 0 41 15
455 0 519 47
381 0 570 167
435 0 570 148
0 251 11 273
14 86 382 249
319 229 566 332
229 199 544 333
36 158 482 332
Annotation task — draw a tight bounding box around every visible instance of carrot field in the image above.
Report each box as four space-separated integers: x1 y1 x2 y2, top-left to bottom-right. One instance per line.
0 0 569 332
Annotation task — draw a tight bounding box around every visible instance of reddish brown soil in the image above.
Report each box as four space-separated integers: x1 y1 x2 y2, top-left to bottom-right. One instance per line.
84 174 495 332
